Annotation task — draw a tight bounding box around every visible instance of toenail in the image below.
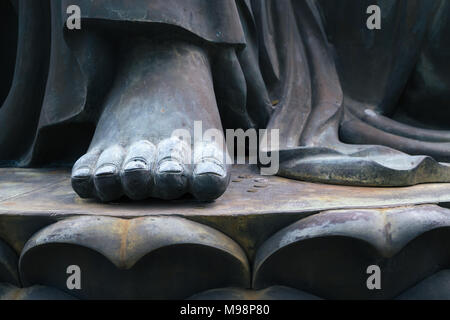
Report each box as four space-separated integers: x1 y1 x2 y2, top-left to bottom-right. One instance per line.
158 160 183 174
95 165 118 177
72 167 91 179
124 159 147 172
194 161 226 177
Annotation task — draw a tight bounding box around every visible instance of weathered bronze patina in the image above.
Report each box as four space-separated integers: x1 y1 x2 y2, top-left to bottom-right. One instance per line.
1 0 450 301
1 0 450 201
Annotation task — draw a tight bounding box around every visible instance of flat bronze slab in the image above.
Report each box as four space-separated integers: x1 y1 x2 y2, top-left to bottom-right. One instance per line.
1 166 450 218
1 167 450 299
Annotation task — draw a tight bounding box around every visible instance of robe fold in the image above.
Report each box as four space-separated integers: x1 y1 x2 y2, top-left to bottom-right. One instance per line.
1 0 450 186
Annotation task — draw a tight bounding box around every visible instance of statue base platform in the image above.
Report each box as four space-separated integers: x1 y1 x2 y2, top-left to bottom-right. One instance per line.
1 166 450 299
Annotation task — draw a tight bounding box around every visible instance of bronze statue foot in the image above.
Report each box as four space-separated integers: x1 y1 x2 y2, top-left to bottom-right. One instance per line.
71 39 230 202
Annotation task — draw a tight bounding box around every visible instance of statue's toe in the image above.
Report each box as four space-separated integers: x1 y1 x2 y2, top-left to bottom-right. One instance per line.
191 159 229 201
154 159 189 200
153 138 190 200
120 140 156 200
93 145 125 202
71 150 101 199
72 138 230 202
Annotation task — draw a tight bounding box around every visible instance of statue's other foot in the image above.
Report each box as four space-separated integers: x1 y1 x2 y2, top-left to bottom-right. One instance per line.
71 39 230 202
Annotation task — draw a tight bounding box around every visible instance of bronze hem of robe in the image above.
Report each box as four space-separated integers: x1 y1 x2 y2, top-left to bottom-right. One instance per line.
1 0 450 187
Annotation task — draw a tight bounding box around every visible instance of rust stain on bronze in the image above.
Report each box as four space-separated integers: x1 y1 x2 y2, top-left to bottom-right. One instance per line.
118 219 131 268
6 288 25 300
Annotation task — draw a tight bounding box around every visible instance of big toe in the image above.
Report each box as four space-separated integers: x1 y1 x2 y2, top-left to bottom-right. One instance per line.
191 159 230 201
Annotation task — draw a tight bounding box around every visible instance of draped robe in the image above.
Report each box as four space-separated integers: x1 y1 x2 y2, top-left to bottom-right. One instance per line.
1 0 450 186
